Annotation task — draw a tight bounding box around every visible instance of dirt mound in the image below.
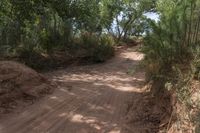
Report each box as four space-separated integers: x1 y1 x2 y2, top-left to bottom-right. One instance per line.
0 61 54 113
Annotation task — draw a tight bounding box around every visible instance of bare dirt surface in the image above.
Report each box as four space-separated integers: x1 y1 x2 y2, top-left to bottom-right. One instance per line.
0 61 53 114
0 47 166 133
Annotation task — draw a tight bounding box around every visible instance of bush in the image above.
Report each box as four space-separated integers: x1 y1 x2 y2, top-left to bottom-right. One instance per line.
77 32 115 62
92 34 115 62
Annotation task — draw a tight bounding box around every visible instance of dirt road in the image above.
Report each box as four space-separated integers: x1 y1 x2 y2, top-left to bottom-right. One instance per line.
0 47 146 133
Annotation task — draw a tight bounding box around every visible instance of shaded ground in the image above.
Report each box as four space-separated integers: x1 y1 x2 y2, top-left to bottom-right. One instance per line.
0 47 168 133
0 61 53 114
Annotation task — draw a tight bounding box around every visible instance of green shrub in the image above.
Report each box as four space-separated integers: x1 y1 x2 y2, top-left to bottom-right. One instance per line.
78 32 115 62
80 32 99 57
142 0 200 96
93 34 115 62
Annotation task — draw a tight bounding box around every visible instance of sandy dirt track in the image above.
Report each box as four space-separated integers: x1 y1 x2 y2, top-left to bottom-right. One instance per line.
0 47 146 133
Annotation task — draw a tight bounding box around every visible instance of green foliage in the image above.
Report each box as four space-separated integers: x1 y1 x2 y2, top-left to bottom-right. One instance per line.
143 0 200 82
143 1 200 131
93 35 115 62
0 0 155 70
0 0 117 57
78 32 115 62
113 0 155 42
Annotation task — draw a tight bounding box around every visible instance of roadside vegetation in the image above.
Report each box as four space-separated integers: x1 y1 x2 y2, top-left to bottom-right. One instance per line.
143 0 200 132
